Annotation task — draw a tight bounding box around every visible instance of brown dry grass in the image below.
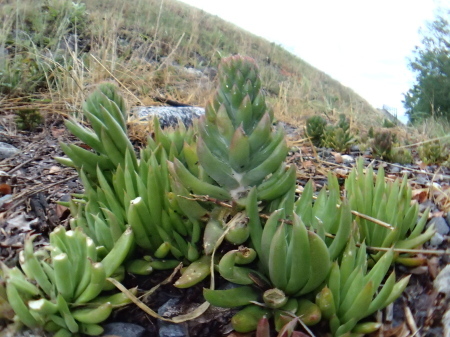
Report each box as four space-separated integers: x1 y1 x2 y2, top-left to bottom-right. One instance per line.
0 0 436 141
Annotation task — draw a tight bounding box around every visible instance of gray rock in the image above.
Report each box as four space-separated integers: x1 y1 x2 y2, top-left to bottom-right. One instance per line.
428 216 449 246
183 67 204 77
419 199 438 214
130 106 205 129
0 142 19 159
400 169 411 177
101 322 147 337
389 165 401 174
158 298 189 337
159 323 189 337
429 217 449 236
430 232 445 246
415 174 430 186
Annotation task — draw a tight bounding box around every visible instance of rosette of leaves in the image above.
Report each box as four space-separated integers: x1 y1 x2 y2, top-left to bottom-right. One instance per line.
315 238 410 337
203 189 332 333
169 55 295 207
3 227 134 336
305 115 327 146
345 158 434 263
322 114 354 153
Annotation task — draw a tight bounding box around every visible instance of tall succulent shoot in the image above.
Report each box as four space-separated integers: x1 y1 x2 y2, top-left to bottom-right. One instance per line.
57 83 137 185
170 55 295 206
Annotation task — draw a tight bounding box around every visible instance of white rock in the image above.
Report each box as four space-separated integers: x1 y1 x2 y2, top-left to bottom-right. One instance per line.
341 155 354 163
434 264 450 295
435 265 450 337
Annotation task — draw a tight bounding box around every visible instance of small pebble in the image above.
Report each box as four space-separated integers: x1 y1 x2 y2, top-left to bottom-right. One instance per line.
428 217 449 236
101 322 147 337
158 298 189 337
389 165 401 174
430 232 444 246
0 142 19 159
341 155 354 163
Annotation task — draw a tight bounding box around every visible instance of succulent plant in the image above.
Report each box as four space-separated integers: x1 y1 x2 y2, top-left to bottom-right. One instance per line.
345 158 434 263
12 56 432 337
203 202 332 333
322 114 354 153
305 115 327 146
389 147 413 164
3 227 134 336
418 140 449 165
170 55 294 207
295 173 352 261
15 109 43 131
371 131 393 159
57 84 207 265
316 238 410 337
55 83 136 186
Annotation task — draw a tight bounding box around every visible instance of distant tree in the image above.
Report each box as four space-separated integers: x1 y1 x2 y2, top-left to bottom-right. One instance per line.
403 9 450 123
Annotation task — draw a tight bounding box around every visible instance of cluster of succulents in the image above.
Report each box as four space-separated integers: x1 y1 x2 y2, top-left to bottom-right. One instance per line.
322 114 354 153
389 147 413 165
418 140 449 165
2 56 436 337
305 114 354 153
370 130 414 164
305 115 327 146
2 227 134 336
345 158 434 264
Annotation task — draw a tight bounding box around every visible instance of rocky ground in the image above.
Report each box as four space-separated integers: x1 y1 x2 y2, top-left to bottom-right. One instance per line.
0 111 448 337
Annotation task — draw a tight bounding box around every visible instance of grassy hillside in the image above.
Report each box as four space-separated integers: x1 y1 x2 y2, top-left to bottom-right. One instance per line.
0 0 405 133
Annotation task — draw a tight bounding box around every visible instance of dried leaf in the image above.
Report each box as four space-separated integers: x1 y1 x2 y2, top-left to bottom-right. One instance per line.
56 203 69 219
48 166 61 174
0 183 11 196
334 152 343 163
412 188 429 203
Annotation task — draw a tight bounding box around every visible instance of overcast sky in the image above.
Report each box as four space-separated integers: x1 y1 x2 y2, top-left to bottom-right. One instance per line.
179 0 442 122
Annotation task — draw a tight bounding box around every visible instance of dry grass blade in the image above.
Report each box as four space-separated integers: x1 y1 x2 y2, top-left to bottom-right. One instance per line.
351 210 394 230
89 54 142 105
364 246 448 255
107 264 210 323
405 305 421 337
